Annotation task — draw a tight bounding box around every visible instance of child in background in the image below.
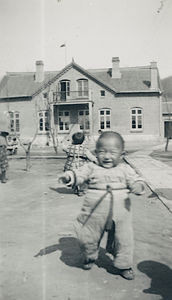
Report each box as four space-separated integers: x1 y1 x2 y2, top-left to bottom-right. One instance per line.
59 131 145 280
0 131 9 183
62 131 97 195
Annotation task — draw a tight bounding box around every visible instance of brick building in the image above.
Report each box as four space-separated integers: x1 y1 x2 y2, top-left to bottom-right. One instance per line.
0 58 163 145
161 76 172 138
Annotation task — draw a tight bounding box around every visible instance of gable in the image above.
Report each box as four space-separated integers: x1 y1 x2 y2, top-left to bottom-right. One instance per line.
31 62 116 98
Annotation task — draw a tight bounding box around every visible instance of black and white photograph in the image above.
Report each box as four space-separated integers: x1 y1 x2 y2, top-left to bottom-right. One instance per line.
0 0 172 299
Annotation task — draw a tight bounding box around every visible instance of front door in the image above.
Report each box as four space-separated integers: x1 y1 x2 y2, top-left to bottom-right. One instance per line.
164 121 172 138
78 109 90 131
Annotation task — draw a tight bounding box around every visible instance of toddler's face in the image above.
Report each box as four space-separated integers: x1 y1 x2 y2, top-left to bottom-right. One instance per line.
96 137 123 168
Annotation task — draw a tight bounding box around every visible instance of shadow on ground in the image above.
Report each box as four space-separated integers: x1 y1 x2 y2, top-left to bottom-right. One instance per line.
34 237 118 274
154 188 172 201
34 237 83 268
96 248 119 275
49 187 74 194
138 260 172 300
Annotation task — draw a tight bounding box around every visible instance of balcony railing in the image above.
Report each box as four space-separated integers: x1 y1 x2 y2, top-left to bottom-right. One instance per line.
53 90 91 103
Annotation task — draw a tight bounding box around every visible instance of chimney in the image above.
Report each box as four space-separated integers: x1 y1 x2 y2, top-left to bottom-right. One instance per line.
112 57 121 79
35 60 44 82
150 61 158 90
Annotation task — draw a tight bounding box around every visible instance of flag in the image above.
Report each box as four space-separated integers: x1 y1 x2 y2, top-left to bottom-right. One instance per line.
60 44 66 47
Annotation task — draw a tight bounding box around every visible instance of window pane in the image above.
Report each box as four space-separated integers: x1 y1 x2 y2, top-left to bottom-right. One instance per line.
132 110 136 114
59 122 63 130
79 111 84 115
39 119 43 131
9 112 14 118
132 116 136 128
106 121 110 128
100 122 104 129
39 112 43 117
65 111 69 116
78 81 82 89
59 111 63 116
138 109 142 114
138 116 142 128
106 110 110 115
15 113 19 118
100 110 104 115
85 110 89 115
85 121 90 129
84 90 88 96
16 120 20 131
45 122 49 131
83 80 88 89
45 112 48 117
101 90 105 96
65 122 69 130
10 119 14 131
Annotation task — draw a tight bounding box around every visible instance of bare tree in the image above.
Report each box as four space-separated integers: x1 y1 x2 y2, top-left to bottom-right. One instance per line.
17 130 38 171
46 88 58 154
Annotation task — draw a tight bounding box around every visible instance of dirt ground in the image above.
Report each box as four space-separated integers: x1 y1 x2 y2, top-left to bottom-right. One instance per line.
0 158 172 300
151 150 172 167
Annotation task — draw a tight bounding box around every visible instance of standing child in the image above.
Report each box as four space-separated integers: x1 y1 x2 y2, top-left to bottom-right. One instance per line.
59 131 145 280
62 131 97 195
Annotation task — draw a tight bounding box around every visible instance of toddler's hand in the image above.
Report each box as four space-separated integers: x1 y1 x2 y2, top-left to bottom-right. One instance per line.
131 181 144 195
58 173 71 185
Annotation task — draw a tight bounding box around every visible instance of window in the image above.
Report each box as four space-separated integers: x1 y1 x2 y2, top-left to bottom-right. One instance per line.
60 80 70 100
100 90 105 96
77 79 88 97
58 111 70 131
99 109 111 130
78 110 89 130
38 111 49 132
131 108 143 130
43 92 48 99
9 111 20 133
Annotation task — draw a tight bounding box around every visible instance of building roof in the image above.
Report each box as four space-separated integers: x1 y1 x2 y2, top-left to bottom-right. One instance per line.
89 66 153 92
0 61 160 100
0 71 59 99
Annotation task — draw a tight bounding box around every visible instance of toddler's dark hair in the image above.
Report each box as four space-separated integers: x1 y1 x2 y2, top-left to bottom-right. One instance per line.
72 132 85 145
96 131 125 151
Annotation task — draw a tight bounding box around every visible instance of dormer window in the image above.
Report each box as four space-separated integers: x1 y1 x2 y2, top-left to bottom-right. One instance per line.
77 79 88 97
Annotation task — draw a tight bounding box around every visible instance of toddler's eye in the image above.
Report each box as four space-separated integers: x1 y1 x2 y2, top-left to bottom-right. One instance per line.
111 151 119 155
98 150 105 154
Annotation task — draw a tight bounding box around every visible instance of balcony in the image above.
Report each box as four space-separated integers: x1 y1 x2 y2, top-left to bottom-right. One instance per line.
53 90 91 104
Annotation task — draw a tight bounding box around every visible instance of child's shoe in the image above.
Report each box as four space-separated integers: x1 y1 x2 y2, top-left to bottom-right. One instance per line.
83 259 95 270
77 190 85 197
119 268 135 280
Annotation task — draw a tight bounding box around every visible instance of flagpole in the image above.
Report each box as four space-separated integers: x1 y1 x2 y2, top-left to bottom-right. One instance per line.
60 43 67 66
65 42 67 66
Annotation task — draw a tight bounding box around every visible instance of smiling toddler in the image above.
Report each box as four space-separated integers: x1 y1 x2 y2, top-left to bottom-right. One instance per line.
59 131 145 280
